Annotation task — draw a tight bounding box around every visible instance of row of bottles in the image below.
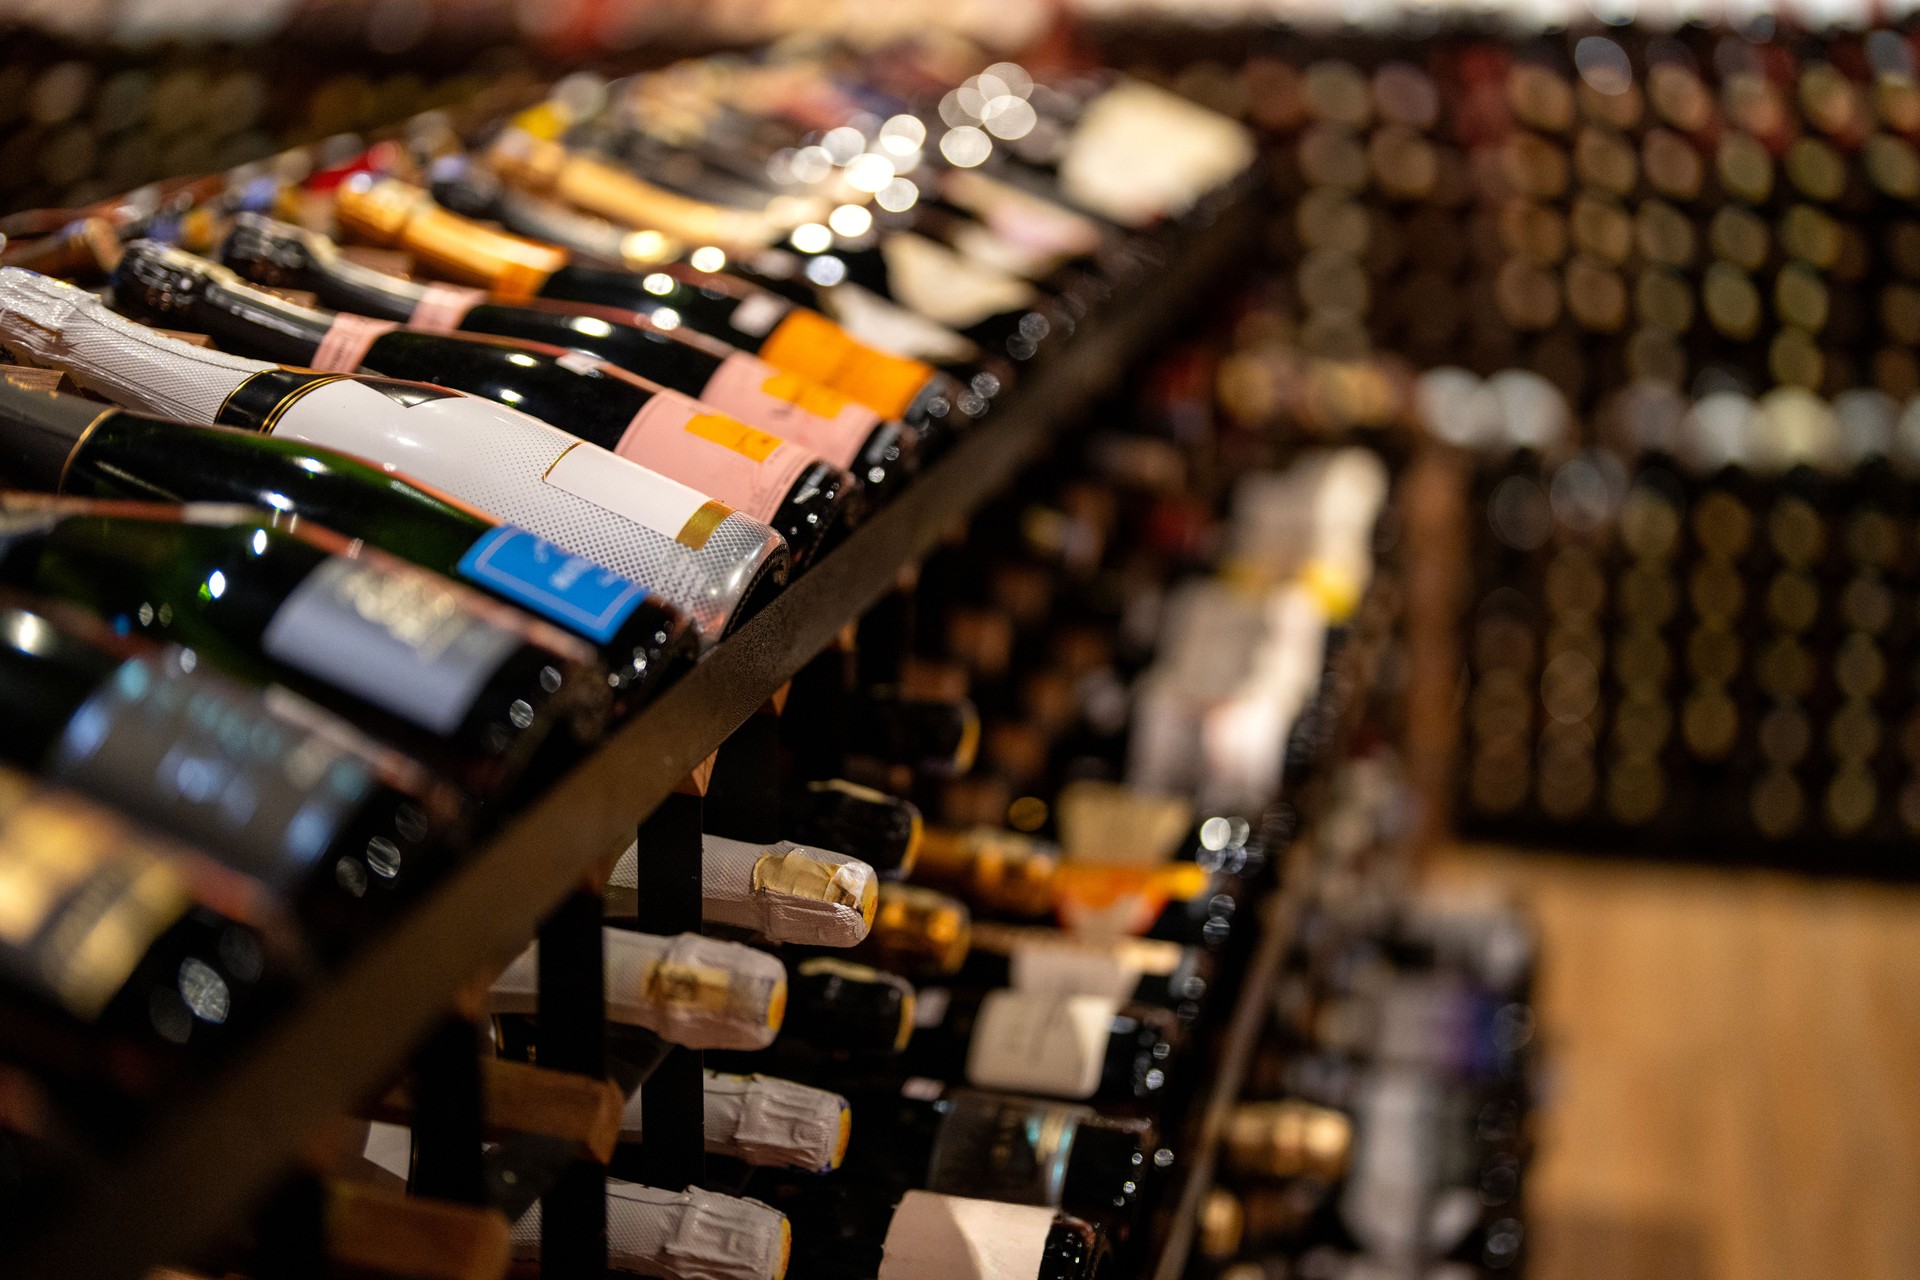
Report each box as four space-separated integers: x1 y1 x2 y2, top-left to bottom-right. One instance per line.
1196 751 1540 1280
0 32 1412 1280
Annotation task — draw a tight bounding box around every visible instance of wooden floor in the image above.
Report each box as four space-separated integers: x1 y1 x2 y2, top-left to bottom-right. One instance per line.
1426 844 1920 1280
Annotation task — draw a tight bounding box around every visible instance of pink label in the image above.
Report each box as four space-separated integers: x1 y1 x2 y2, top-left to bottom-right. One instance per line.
699 352 881 470
409 283 488 332
611 388 818 525
310 313 400 373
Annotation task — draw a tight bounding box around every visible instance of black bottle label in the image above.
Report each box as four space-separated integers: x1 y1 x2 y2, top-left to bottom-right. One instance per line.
261 557 522 735
50 650 380 895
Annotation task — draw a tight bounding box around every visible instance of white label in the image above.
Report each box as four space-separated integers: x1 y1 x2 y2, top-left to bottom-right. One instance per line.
544 441 723 545
879 233 1039 330
1008 943 1145 1002
820 283 980 364
877 1191 1053 1280
965 991 1118 1099
728 292 792 338
1059 79 1256 227
261 556 521 735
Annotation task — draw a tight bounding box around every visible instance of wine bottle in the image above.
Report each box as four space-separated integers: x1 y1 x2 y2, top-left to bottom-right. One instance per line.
363 1124 794 1280
718 223 1069 368
490 928 785 1052
482 122 795 253
914 825 1219 941
774 1187 1105 1280
0 500 597 794
785 779 923 878
854 883 972 977
1220 1099 1352 1181
451 138 1007 379
331 177 972 428
219 213 919 503
0 593 467 956
0 379 695 709
603 834 878 947
961 922 1210 1015
0 766 292 1070
0 268 790 643
113 241 855 571
777 957 917 1057
900 983 1178 1107
834 1082 1150 1230
841 686 982 777
618 1071 852 1173
515 1182 789 1280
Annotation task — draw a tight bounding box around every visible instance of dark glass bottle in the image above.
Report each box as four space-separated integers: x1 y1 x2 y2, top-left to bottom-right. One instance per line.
0 379 694 710
329 176 974 432
765 1183 1108 1280
0 502 594 795
218 214 920 507
901 984 1179 1107
112 241 852 571
0 766 296 1134
836 1083 1150 1231
0 593 466 958
0 265 791 645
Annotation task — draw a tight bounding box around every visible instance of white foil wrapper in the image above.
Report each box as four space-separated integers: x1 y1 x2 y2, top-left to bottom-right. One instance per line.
490 929 784 1051
0 268 276 421
619 1071 850 1173
610 837 878 948
513 1181 788 1280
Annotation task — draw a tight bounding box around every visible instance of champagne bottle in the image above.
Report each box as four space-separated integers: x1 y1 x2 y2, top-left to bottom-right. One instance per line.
490 928 786 1052
0 593 467 956
219 214 918 502
0 766 292 1073
363 1124 794 1280
617 1071 851 1174
777 778 923 878
0 268 789 644
854 883 973 977
516 1182 789 1280
331 177 972 428
902 985 1179 1106
0 501 596 794
833 1083 1150 1230
0 379 695 708
775 957 918 1058
960 922 1211 1015
603 834 878 948
773 1187 1105 1280
113 241 855 570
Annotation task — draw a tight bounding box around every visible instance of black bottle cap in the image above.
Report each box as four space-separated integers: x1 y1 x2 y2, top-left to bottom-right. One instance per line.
1061 1116 1151 1223
795 779 923 875
220 213 318 286
0 379 116 491
789 958 915 1055
427 157 508 221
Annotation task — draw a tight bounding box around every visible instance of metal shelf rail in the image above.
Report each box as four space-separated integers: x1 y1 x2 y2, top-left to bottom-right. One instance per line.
10 192 1263 1280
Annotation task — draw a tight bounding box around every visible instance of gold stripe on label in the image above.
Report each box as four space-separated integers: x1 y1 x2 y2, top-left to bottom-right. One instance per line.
541 440 582 480
261 375 349 436
675 500 732 550
55 407 118 495
214 370 268 423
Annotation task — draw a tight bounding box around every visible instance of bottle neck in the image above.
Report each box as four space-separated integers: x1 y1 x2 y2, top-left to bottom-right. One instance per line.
187 280 336 368
301 240 430 321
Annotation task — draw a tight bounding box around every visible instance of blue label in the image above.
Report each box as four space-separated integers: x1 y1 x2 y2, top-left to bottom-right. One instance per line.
457 526 649 644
